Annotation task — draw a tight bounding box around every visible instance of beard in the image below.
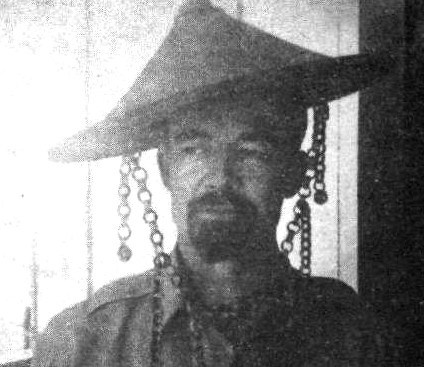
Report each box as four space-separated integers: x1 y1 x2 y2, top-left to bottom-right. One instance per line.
187 190 258 264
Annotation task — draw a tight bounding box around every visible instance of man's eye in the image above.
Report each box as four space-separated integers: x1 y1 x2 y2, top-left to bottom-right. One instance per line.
238 142 271 158
181 146 203 155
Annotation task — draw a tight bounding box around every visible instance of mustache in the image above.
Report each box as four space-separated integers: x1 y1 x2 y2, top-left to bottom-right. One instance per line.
186 190 260 265
188 190 256 217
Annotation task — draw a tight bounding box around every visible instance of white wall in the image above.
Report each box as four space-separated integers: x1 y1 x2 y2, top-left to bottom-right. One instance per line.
0 0 358 357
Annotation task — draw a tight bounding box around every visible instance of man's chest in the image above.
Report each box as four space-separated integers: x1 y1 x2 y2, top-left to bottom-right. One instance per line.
77 289 361 367
156 308 358 367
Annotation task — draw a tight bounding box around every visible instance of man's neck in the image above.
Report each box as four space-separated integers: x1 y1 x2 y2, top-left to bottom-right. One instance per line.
174 240 285 310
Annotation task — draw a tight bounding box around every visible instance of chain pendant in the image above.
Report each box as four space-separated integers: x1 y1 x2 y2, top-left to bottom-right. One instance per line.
117 156 133 261
312 103 329 205
299 199 311 276
280 102 330 278
129 153 172 367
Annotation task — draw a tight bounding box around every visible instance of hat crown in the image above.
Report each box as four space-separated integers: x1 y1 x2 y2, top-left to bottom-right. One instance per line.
177 0 214 18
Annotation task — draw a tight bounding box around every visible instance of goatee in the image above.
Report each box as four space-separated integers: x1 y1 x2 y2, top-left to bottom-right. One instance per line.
187 190 258 264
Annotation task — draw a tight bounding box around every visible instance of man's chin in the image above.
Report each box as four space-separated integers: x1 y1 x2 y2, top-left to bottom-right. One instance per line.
200 243 241 264
195 210 237 222
188 219 255 264
207 259 241 277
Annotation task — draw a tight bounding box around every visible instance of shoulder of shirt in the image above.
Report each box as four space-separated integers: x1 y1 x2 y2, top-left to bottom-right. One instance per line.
32 271 158 366
305 275 390 361
304 275 362 311
44 270 157 331
86 269 157 314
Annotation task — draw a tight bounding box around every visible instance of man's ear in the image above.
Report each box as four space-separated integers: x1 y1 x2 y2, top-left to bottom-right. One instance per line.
280 150 307 199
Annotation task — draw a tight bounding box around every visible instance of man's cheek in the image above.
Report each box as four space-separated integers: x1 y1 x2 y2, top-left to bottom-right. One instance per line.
170 163 204 190
242 177 270 200
244 184 278 218
171 198 190 231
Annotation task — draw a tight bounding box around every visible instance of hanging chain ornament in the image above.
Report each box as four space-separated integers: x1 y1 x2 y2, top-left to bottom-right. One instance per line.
129 153 171 367
117 156 133 261
299 199 312 276
280 103 330 278
117 153 205 366
312 103 329 205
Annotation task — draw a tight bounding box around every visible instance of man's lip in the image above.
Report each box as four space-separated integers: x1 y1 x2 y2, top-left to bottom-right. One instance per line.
196 205 237 218
200 204 235 212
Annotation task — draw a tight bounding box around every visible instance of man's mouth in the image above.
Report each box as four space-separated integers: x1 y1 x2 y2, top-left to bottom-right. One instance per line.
195 205 237 220
188 191 247 217
186 190 259 263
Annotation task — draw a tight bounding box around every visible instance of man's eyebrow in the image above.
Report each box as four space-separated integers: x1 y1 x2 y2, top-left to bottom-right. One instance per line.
238 130 281 147
172 128 211 143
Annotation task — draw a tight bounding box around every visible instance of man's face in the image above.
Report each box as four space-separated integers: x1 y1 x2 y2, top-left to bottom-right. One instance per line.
161 99 304 270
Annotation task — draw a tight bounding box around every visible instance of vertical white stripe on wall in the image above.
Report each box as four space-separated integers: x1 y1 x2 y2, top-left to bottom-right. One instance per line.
84 0 94 300
337 95 359 289
335 4 359 290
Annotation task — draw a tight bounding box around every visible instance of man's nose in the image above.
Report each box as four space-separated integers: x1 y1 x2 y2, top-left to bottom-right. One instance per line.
206 150 237 190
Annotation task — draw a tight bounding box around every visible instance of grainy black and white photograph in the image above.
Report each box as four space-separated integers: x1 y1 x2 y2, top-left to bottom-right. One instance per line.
1 0 422 366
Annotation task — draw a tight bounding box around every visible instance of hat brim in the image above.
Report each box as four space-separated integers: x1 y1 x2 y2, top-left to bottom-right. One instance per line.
49 51 395 163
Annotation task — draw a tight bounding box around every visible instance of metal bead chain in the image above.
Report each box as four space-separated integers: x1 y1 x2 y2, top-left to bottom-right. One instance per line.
278 162 314 257
131 155 168 262
298 199 312 277
280 103 330 277
279 204 301 255
312 104 329 205
117 156 133 261
130 153 171 367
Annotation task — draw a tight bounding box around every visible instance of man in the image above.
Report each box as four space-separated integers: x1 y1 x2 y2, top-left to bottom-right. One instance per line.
33 0 395 366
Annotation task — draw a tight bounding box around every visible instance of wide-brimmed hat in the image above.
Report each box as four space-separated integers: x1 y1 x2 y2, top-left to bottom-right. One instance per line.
49 0 395 163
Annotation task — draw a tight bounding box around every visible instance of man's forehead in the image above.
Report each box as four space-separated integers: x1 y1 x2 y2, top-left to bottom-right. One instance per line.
166 98 307 142
169 124 278 147
167 113 257 140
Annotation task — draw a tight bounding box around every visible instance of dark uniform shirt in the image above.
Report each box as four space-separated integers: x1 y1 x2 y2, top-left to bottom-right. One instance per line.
31 266 385 367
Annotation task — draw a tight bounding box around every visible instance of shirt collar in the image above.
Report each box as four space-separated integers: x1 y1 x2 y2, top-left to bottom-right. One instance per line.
87 244 294 327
